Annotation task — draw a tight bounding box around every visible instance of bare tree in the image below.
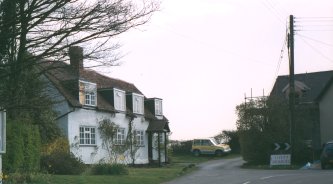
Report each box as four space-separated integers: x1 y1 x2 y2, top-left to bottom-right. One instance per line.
0 0 159 111
0 0 158 64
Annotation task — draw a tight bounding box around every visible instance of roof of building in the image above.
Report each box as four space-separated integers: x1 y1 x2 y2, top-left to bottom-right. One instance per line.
41 60 163 121
146 119 171 132
270 70 333 103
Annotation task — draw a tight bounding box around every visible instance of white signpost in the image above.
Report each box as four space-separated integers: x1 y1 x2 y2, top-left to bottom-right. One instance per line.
270 142 291 167
0 110 6 184
270 154 291 166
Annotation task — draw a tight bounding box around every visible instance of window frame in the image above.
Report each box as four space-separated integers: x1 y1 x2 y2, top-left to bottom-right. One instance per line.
79 126 97 146
85 91 96 106
114 128 126 145
155 99 163 116
80 80 97 107
132 93 144 115
134 130 145 146
114 88 126 111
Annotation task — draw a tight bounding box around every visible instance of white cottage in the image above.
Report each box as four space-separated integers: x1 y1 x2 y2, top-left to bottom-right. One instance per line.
42 46 170 165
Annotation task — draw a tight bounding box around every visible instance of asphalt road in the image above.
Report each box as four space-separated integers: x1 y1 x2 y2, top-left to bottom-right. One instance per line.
164 157 333 184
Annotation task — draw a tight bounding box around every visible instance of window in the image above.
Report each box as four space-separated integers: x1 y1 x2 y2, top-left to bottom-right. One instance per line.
114 89 126 111
154 133 164 144
79 126 96 145
133 94 144 114
134 130 144 146
153 133 164 148
85 92 96 106
115 128 125 145
202 140 212 146
79 81 97 106
193 140 201 146
155 99 163 116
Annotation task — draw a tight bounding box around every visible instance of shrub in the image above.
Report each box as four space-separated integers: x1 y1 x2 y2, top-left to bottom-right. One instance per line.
42 137 69 155
170 140 192 155
40 137 85 175
40 151 85 175
3 119 41 173
4 172 51 184
91 163 129 175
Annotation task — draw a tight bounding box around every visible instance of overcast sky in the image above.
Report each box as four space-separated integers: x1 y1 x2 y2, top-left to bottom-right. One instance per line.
102 0 333 140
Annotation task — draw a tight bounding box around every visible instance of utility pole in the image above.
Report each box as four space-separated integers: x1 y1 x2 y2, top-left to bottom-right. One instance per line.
288 15 296 163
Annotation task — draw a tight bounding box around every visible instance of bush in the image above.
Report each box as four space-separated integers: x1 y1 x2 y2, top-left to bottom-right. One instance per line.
91 163 129 175
3 119 41 173
4 172 51 184
42 137 69 155
40 151 85 175
170 140 192 155
239 130 271 164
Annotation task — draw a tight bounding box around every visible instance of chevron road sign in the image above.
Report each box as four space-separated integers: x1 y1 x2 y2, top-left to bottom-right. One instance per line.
273 143 291 151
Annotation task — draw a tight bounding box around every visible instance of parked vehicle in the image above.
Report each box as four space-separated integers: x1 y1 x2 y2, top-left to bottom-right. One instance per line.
321 141 333 169
191 138 231 156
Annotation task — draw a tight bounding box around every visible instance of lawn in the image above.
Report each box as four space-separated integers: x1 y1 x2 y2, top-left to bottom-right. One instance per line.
34 154 236 184
47 165 184 184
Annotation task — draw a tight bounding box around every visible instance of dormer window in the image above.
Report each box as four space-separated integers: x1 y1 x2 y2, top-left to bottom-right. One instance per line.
79 81 97 106
145 98 163 117
133 94 144 115
282 80 310 100
114 88 126 111
155 99 163 116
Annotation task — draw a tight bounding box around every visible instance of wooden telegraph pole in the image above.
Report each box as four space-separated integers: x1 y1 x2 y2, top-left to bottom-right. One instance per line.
288 15 296 163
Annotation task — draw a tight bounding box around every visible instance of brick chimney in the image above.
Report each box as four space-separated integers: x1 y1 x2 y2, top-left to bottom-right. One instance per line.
69 46 84 75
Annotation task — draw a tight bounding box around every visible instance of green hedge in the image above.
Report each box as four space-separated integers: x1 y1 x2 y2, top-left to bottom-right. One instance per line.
91 163 128 175
40 151 86 175
171 140 192 155
3 119 41 172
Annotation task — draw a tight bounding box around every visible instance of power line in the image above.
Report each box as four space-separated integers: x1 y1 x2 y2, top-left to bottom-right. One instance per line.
294 17 333 32
296 29 333 32
274 35 288 77
260 0 285 25
297 35 333 63
265 0 289 17
297 34 333 48
269 27 288 92
295 17 333 20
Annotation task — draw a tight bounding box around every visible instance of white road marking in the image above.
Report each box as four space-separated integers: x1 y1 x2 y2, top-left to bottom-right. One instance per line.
261 176 274 180
243 181 251 184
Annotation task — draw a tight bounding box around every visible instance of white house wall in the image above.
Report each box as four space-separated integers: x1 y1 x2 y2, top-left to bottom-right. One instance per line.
319 83 333 144
67 109 150 164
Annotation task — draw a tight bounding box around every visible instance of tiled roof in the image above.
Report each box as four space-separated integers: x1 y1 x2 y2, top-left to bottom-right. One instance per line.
80 69 143 94
41 61 160 120
270 70 333 102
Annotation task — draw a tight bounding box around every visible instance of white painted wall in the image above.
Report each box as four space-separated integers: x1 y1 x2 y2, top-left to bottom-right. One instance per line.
67 109 150 164
319 83 333 144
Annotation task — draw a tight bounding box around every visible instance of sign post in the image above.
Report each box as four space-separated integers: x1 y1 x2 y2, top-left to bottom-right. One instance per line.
270 154 291 166
270 142 291 167
0 110 6 184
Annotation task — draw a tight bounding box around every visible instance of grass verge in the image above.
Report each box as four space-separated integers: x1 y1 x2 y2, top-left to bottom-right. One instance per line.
34 154 237 184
